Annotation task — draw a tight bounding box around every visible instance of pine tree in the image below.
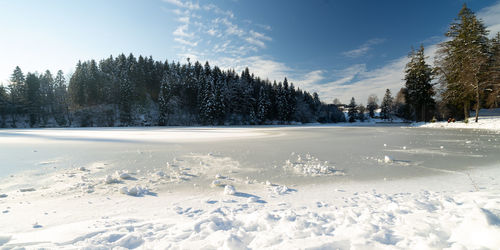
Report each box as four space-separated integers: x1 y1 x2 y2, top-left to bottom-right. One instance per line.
53 70 69 126
347 97 358 123
381 89 393 121
158 72 172 125
366 94 379 118
405 45 435 122
69 61 86 107
0 86 9 127
394 88 412 121
8 66 26 126
257 86 270 124
358 104 366 122
435 4 489 122
119 73 133 126
39 70 55 125
25 73 41 127
486 32 500 108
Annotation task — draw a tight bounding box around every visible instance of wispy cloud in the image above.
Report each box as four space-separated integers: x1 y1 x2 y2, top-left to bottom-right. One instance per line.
163 0 200 10
478 1 500 36
161 1 500 106
174 37 198 47
342 38 385 58
163 0 273 60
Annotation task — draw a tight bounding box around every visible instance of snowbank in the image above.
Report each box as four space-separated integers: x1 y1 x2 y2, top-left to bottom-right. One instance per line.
416 109 500 131
0 161 499 249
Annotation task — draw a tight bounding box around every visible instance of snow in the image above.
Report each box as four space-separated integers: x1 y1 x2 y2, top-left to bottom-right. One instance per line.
1 164 499 249
224 185 236 195
283 153 344 176
384 155 394 163
1 125 500 249
416 108 500 132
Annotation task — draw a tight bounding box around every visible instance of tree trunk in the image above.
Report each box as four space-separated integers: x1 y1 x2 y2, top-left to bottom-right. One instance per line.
464 101 470 120
422 105 426 123
475 86 480 123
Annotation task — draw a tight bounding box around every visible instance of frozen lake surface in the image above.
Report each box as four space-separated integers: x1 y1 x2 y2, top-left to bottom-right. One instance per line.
1 126 499 183
1 125 500 249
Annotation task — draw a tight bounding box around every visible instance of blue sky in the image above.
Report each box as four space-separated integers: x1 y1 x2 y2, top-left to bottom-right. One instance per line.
1 0 500 103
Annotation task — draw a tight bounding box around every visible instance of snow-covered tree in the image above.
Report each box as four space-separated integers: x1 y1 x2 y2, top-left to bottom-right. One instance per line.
381 89 393 121
435 4 489 122
405 45 434 122
347 97 358 123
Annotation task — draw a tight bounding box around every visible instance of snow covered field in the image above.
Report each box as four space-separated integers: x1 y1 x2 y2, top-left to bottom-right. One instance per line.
417 108 500 131
1 124 500 249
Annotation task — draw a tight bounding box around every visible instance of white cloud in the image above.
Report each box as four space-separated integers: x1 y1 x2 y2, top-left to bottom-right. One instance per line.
174 37 198 47
163 0 200 10
342 38 385 58
249 30 272 41
203 3 235 19
213 56 291 83
245 37 266 48
164 0 273 59
479 1 500 36
173 24 193 38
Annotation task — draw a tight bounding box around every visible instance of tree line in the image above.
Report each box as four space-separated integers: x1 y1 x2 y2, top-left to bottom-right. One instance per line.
345 4 500 123
0 55 345 128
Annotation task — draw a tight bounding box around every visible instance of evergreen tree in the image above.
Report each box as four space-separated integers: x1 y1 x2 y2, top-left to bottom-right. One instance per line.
25 73 41 127
8 66 26 126
119 74 133 126
435 4 489 122
276 83 288 122
394 88 412 121
405 45 435 122
358 104 366 122
347 97 358 123
53 70 69 126
366 94 379 118
2 53 340 127
486 32 500 108
381 89 393 121
0 86 8 127
39 70 55 125
69 61 86 107
257 86 270 124
158 72 173 125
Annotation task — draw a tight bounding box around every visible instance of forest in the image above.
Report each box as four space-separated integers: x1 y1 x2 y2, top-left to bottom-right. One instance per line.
0 56 345 127
0 4 499 128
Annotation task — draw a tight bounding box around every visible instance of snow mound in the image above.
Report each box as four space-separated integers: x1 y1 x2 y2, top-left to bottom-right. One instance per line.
116 171 132 180
224 185 236 195
449 206 500 249
283 153 344 176
384 155 394 163
272 185 290 195
119 185 149 197
104 175 119 184
212 180 223 187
